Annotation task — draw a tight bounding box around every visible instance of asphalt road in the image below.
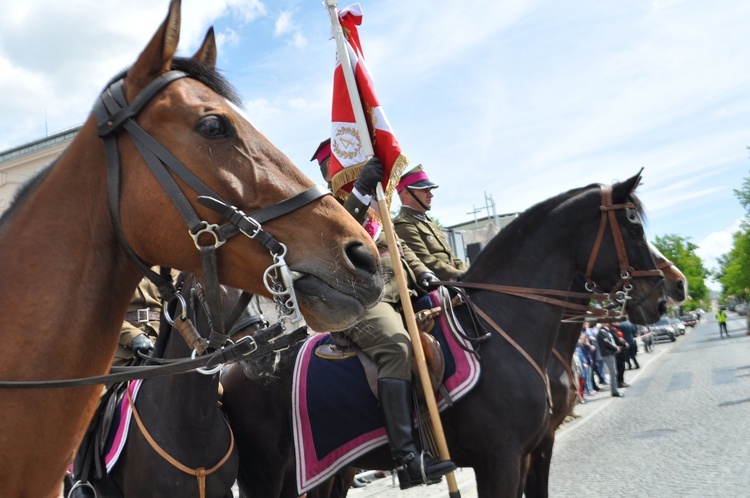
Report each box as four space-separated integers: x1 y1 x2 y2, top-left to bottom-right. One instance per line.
346 311 750 497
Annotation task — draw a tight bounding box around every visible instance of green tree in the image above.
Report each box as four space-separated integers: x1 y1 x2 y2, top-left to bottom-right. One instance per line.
733 147 750 217
715 229 750 300
718 154 750 303
652 234 709 311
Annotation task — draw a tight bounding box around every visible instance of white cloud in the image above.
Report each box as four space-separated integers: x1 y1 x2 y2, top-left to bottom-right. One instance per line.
226 0 267 24
275 11 294 36
696 218 742 272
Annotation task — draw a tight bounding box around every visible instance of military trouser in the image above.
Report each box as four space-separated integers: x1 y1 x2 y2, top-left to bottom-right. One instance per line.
344 301 412 380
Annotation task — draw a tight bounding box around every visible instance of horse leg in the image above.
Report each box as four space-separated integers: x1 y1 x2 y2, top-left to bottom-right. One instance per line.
473 452 523 498
524 430 554 498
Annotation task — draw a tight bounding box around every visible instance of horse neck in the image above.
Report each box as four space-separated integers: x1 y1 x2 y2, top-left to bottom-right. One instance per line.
141 335 223 430
0 119 141 376
466 226 581 367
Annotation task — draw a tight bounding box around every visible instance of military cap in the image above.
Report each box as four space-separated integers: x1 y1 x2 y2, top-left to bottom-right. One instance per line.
396 164 439 193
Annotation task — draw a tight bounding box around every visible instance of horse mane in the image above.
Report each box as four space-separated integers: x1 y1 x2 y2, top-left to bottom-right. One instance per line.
0 161 56 230
105 57 242 108
464 178 644 278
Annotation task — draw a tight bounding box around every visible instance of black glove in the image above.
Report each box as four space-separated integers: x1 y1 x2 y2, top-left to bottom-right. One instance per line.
353 157 384 195
130 334 154 357
418 270 440 291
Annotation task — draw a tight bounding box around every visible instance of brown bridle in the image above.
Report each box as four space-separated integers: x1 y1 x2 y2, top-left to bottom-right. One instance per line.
584 185 664 308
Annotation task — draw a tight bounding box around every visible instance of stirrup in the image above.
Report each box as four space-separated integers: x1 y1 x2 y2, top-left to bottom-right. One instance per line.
67 480 97 498
395 451 453 489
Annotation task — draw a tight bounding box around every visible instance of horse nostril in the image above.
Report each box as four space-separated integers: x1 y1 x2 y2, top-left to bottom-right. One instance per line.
677 280 685 291
345 240 378 275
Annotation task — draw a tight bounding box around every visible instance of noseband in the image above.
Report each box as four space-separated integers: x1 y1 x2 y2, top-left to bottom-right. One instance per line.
584 185 663 314
93 70 325 350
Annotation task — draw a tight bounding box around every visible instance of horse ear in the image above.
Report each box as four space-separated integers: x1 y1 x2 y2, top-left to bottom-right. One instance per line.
613 168 644 200
192 27 217 68
126 0 181 97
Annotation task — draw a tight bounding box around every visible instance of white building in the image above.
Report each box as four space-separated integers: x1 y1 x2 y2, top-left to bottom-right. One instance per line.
0 126 80 216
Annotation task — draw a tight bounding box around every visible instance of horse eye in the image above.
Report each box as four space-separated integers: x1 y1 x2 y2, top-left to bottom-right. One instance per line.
626 208 640 224
198 116 228 138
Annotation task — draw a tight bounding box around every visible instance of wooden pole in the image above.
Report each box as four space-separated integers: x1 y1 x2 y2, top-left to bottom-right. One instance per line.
324 2 460 496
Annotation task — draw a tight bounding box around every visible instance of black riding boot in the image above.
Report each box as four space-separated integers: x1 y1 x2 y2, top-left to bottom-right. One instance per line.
378 378 457 490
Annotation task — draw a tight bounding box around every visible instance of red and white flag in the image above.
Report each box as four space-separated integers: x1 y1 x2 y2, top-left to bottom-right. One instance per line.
327 3 409 210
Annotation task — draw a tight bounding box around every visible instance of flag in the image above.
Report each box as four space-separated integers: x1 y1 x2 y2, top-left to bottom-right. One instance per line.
327 3 409 210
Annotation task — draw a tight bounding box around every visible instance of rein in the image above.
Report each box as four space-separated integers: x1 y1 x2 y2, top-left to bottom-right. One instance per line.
93 70 325 349
126 388 234 498
0 325 307 388
434 281 613 318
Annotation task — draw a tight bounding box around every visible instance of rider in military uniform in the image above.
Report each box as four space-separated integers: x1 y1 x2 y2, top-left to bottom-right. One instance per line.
312 140 456 490
113 272 163 366
394 165 468 281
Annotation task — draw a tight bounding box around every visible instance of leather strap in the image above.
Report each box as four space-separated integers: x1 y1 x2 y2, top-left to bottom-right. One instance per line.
0 325 308 388
126 387 234 498
433 281 614 318
472 304 552 408
125 310 161 323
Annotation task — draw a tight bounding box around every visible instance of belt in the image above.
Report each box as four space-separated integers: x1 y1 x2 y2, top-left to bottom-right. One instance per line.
125 308 161 324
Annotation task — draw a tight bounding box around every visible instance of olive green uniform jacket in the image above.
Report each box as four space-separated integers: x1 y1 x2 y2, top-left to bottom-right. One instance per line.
393 206 468 281
113 276 163 366
341 194 429 380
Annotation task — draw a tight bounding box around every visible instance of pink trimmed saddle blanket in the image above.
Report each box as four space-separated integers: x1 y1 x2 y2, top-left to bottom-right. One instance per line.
104 379 143 473
292 291 480 494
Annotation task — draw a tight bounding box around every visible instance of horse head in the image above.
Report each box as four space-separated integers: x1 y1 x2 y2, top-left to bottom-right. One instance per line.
648 241 688 304
107 0 382 332
581 171 666 324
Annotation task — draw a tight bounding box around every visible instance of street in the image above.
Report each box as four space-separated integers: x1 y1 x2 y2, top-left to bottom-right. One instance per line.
347 311 750 497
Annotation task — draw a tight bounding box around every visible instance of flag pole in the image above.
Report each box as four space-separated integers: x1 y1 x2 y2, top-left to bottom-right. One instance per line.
324 3 460 496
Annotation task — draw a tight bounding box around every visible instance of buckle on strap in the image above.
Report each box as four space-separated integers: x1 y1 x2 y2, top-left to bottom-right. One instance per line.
136 308 150 323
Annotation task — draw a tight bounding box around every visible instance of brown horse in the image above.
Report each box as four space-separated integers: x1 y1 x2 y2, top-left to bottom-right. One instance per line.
221 173 667 498
522 248 687 497
0 1 382 496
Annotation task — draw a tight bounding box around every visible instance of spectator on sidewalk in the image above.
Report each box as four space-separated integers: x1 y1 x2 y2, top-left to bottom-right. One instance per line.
618 319 640 370
576 332 596 395
614 330 630 389
588 324 608 387
596 325 623 397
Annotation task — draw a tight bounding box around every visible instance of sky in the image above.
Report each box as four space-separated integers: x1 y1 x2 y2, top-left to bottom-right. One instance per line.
1 0 749 289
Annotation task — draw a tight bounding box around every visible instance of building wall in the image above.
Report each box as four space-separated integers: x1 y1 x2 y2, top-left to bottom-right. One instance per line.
0 128 78 216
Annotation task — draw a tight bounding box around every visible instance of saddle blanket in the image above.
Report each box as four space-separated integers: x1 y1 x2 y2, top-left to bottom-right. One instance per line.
104 379 143 473
292 291 481 494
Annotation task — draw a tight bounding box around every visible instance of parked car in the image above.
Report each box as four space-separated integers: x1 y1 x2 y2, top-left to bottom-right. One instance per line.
649 317 676 342
679 314 698 327
669 317 686 335
736 303 748 317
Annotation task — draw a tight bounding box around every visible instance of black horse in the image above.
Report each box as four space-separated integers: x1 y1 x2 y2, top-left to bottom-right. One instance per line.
523 248 687 497
221 173 667 498
70 272 273 498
